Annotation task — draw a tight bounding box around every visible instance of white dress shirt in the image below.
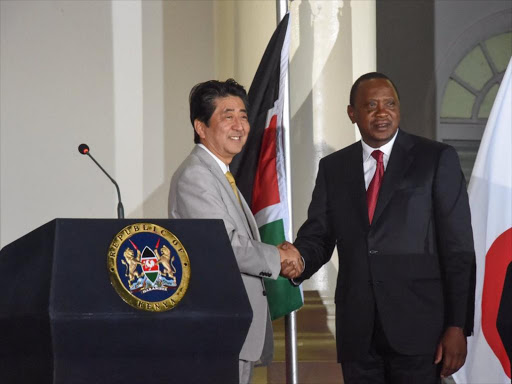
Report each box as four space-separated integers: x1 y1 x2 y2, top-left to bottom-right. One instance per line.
361 129 399 190
198 143 229 174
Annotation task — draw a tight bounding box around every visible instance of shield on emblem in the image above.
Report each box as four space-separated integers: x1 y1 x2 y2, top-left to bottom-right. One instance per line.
141 246 159 283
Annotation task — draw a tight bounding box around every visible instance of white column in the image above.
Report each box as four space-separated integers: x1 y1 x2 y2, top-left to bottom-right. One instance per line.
214 0 275 87
140 0 166 218
350 0 376 140
288 0 377 335
112 0 144 217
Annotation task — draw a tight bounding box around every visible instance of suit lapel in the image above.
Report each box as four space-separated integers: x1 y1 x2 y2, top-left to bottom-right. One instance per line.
240 195 260 241
371 130 415 225
337 142 370 227
193 146 255 238
349 143 370 227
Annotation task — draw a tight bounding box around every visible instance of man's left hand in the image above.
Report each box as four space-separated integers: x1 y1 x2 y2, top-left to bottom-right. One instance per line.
434 326 467 378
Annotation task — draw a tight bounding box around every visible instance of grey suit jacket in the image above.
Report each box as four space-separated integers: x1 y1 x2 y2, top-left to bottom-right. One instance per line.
169 145 281 363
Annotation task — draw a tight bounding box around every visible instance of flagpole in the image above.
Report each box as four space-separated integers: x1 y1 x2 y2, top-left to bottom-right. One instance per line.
276 1 298 384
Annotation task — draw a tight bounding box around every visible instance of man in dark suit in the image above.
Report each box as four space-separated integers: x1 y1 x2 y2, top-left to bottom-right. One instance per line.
283 72 476 383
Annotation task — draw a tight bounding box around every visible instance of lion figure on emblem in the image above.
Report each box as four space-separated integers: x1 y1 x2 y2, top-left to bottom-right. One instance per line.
121 247 142 285
156 245 177 281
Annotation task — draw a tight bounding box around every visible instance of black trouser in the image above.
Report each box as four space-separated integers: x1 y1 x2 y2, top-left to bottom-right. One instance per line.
341 312 441 384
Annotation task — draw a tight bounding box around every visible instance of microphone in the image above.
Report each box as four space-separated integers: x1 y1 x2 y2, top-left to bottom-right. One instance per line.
78 143 125 219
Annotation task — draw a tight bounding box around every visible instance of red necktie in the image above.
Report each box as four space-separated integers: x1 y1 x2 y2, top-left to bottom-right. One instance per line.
367 150 384 224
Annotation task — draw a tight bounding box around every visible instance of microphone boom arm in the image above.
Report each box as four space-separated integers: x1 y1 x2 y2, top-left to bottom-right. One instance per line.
85 152 125 219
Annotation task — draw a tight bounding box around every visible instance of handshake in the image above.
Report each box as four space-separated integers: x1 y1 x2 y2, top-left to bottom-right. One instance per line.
277 241 304 280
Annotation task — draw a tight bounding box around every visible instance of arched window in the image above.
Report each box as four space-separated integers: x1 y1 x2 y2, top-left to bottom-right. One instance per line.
439 31 511 181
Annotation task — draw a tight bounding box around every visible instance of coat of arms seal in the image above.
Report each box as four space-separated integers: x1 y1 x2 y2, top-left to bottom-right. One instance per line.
107 223 191 312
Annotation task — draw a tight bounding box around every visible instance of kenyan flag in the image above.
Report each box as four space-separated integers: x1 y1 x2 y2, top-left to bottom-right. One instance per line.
231 13 302 320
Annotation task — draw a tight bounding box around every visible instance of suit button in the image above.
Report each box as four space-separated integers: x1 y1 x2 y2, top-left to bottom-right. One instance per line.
369 250 378 254
263 291 267 296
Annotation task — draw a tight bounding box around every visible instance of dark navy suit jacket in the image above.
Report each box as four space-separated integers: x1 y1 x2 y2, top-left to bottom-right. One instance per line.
294 129 476 362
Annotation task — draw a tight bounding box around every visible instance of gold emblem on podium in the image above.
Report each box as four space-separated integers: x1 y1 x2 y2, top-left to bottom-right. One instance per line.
107 223 191 312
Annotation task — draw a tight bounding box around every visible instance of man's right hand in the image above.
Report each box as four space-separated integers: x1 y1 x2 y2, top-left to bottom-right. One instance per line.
278 241 304 279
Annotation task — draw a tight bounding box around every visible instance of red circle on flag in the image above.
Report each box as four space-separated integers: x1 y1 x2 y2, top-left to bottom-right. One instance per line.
482 227 512 378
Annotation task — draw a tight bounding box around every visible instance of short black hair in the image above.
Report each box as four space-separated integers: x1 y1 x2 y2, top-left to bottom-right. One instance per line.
189 79 249 144
349 72 400 106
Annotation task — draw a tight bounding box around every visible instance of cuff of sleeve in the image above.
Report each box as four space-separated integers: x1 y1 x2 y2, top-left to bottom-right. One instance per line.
289 257 305 286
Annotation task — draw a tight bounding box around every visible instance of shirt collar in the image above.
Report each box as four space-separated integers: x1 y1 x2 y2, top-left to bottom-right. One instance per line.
361 128 399 162
197 143 229 173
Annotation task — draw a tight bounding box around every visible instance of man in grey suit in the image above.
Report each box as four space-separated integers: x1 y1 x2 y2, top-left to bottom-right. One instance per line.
168 79 303 384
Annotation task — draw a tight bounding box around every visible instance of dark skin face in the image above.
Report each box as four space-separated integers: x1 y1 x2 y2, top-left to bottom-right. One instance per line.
347 78 400 148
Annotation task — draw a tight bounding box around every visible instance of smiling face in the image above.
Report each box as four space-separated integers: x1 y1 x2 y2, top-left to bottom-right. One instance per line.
347 78 400 148
194 96 249 165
